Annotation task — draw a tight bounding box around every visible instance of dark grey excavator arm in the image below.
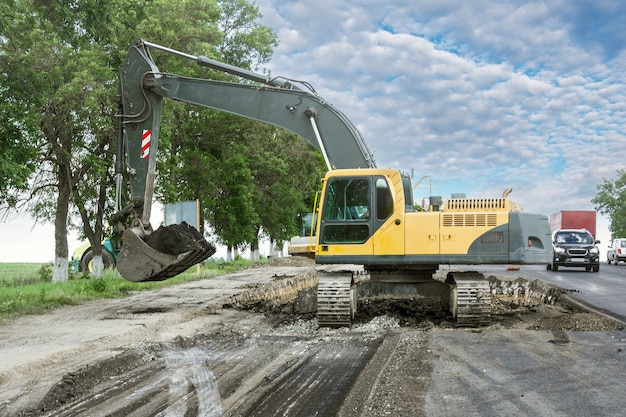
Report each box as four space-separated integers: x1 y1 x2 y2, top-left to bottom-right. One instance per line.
113 39 375 281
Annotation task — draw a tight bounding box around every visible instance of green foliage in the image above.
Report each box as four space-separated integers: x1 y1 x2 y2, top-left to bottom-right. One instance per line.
0 96 39 207
37 263 53 282
0 1 43 208
89 277 107 293
0 259 260 323
0 0 147 272
1 0 311 268
592 169 626 238
218 0 278 65
0 264 45 286
211 142 259 248
246 126 326 244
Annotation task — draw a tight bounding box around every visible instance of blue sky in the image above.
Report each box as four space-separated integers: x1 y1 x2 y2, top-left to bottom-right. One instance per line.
1 0 624 262
254 0 626 217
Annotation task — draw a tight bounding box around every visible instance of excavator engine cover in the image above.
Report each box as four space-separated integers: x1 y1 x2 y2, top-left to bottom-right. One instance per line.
117 222 216 282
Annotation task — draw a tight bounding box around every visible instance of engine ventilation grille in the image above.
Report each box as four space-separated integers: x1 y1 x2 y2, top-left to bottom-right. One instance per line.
443 213 498 227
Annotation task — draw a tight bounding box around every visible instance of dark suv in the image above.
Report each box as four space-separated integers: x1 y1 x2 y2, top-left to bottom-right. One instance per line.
547 229 600 272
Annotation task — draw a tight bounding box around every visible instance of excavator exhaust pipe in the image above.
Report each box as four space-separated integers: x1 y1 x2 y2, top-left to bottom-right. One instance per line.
116 222 216 282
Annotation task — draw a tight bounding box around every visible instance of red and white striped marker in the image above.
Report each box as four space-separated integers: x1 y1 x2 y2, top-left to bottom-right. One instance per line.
141 129 151 159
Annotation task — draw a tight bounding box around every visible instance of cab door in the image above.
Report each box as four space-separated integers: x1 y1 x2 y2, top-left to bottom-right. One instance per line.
370 177 405 255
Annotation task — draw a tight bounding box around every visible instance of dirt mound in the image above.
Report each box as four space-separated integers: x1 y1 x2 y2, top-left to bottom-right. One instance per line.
267 256 316 267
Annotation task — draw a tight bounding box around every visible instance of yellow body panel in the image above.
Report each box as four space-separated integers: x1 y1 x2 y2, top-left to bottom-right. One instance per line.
370 170 406 255
319 241 373 256
404 212 440 255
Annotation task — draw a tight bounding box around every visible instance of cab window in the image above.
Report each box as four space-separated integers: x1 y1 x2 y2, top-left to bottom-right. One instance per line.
376 178 393 220
323 178 370 221
322 178 370 243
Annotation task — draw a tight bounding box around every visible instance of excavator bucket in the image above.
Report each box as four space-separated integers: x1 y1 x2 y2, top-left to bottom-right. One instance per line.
116 222 216 282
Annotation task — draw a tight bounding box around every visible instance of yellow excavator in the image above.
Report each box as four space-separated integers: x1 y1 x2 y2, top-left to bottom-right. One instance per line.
113 39 552 326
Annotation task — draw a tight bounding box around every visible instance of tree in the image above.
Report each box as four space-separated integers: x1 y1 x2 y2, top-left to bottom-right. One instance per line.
0 91 38 209
592 169 626 238
211 141 259 252
143 2 329 257
0 0 278 278
127 0 281 263
0 0 141 280
0 2 44 211
246 126 326 257
148 0 281 254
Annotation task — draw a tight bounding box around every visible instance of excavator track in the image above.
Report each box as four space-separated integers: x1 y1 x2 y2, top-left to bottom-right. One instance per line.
446 272 491 327
317 273 356 328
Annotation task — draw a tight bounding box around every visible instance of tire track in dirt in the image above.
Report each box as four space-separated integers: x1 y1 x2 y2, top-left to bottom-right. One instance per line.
3 259 623 416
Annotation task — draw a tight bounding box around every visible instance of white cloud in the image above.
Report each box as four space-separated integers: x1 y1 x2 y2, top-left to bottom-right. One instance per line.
254 0 626 228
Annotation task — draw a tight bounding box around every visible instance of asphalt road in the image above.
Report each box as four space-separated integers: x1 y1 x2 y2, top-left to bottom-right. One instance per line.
1 261 624 417
455 262 626 323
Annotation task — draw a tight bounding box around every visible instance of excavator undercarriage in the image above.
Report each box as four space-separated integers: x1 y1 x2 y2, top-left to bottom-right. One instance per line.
316 269 492 328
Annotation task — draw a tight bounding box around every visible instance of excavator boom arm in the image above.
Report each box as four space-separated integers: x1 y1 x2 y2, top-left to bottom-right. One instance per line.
151 75 374 169
114 38 375 281
140 39 374 167
117 38 375 215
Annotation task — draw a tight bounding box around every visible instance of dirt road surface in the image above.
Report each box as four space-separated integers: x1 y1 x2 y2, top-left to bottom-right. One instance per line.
1 258 624 417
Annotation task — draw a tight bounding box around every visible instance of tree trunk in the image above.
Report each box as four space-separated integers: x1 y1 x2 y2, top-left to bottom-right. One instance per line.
76 181 108 278
250 226 260 260
271 239 283 258
52 180 70 283
91 255 104 277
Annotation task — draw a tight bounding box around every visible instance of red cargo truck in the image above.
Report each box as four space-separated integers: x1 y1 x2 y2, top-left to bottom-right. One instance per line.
549 210 596 238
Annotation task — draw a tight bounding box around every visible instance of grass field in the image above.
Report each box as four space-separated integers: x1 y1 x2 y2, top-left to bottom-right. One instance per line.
0 259 259 324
